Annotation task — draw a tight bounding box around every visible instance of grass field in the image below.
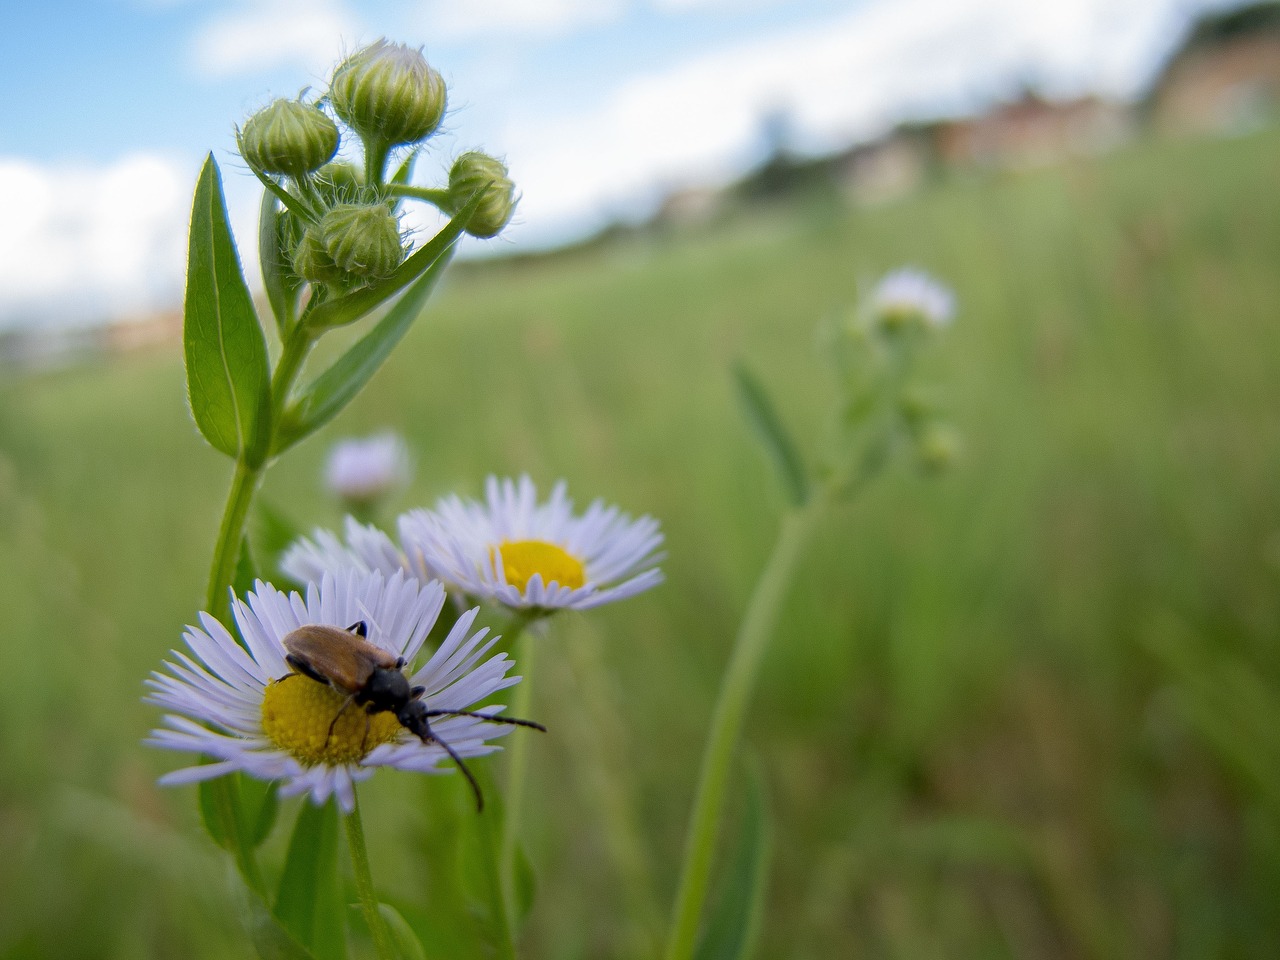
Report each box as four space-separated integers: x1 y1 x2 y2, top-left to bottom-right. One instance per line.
2 127 1279 959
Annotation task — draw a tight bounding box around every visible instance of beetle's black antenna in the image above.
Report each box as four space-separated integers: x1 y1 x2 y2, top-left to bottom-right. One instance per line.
431 731 485 811
423 709 547 732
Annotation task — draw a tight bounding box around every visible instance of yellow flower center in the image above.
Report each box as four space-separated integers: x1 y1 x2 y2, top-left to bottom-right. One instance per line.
261 675 402 765
495 539 586 593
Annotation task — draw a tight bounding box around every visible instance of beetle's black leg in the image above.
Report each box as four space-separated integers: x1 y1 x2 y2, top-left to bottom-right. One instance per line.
324 694 357 747
410 685 426 699
286 653 331 686
346 621 368 637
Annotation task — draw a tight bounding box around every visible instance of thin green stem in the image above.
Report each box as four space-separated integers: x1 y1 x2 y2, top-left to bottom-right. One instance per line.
500 623 536 944
205 459 263 620
345 791 395 960
365 139 391 191
386 184 454 210
664 504 822 960
272 327 315 411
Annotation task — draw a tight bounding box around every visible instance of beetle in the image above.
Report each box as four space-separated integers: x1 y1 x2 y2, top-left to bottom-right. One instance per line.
280 620 544 811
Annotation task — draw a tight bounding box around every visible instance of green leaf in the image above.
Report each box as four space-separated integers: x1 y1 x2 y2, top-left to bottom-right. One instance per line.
276 248 454 453
377 904 428 960
302 187 485 331
255 500 305 583
260 190 304 336
693 767 772 960
233 537 258 604
275 800 347 960
733 363 809 507
184 154 273 466
244 779 281 849
198 770 240 852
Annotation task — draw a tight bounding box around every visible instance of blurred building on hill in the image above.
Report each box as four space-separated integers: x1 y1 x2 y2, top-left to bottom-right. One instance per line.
1146 1 1280 135
934 92 1133 170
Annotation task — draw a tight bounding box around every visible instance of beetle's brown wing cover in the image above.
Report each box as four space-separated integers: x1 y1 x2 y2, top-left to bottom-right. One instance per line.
281 624 381 693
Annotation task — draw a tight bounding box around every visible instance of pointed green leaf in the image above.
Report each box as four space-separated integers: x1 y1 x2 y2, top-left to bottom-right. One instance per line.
260 190 303 336
255 500 305 583
275 800 347 960
244 779 281 849
733 363 809 507
388 151 418 215
233 537 257 604
302 187 484 331
198 770 240 852
377 904 428 960
184 154 272 465
694 767 772 960
275 248 454 453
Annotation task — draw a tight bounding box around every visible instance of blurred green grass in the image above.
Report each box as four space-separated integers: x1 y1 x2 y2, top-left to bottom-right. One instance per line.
2 127 1280 958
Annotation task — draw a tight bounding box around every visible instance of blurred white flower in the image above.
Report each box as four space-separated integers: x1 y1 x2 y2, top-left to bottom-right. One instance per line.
868 268 956 330
146 569 521 813
325 432 412 504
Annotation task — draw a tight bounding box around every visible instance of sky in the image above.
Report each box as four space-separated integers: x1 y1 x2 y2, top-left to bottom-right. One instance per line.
0 0 1235 329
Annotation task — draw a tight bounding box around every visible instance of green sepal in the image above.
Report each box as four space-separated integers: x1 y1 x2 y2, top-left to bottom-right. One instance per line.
693 765 772 960
301 187 484 330
274 248 454 453
377 903 428 960
733 363 809 507
275 799 347 960
183 154 273 466
260 190 304 336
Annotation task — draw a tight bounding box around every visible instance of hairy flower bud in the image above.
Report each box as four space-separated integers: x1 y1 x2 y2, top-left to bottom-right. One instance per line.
240 99 339 178
320 203 404 279
292 226 347 286
330 40 447 147
448 152 516 238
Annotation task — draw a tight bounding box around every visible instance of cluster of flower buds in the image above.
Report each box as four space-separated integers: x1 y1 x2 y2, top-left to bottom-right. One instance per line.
236 39 517 296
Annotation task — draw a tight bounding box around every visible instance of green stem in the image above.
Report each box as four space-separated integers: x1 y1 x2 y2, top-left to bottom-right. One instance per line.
205 459 264 619
365 139 391 191
386 184 454 210
272 327 315 411
345 791 395 960
664 504 822 960
500 624 536 945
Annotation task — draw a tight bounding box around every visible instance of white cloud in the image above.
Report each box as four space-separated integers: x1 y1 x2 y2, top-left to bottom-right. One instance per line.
0 154 267 329
492 0 1185 245
192 0 359 79
415 0 627 40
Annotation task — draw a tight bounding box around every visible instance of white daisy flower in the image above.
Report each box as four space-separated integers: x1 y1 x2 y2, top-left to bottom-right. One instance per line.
867 268 956 330
324 432 412 504
282 476 664 613
401 475 664 612
146 569 527 812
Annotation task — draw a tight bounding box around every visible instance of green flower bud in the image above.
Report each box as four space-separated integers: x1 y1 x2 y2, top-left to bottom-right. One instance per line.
448 152 517 238
292 226 347 286
240 99 339 178
320 203 404 279
330 40 447 147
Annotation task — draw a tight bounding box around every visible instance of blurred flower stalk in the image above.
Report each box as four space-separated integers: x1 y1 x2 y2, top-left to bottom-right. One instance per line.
663 268 958 960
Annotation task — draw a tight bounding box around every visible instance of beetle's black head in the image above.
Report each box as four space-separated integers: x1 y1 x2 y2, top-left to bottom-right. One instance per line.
363 666 412 713
396 698 432 742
